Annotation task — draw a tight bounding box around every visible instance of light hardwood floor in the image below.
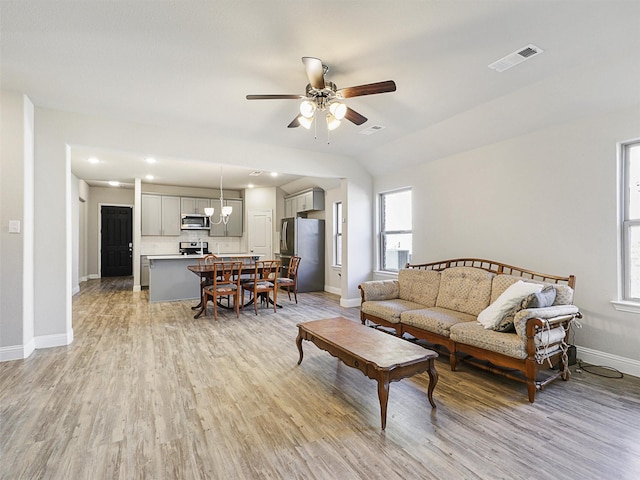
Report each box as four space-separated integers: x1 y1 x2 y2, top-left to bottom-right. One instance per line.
1 277 640 479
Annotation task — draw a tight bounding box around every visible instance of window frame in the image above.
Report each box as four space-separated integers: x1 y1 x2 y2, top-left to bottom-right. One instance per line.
621 140 640 303
378 188 412 273
334 201 342 266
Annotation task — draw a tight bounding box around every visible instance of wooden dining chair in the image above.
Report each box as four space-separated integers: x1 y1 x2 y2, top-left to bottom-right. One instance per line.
198 254 219 289
202 261 243 320
241 260 280 315
277 256 301 303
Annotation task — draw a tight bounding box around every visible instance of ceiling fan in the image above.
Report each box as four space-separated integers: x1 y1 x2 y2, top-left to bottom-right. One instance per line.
246 57 396 131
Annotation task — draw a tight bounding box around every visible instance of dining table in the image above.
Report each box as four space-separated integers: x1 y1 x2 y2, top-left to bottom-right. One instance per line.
187 262 281 318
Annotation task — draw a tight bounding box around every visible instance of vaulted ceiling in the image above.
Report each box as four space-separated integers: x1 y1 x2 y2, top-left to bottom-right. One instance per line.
2 1 639 189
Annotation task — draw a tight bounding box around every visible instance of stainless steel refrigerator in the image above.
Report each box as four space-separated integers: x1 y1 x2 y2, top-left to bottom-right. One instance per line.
280 217 325 292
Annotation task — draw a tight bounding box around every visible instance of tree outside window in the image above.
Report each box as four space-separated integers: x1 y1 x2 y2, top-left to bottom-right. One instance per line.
380 189 412 272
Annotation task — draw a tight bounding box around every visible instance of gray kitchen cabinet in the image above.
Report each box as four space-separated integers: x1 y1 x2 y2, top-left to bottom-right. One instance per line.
209 198 243 237
284 188 325 215
284 197 295 218
140 255 150 287
141 194 180 236
180 197 210 215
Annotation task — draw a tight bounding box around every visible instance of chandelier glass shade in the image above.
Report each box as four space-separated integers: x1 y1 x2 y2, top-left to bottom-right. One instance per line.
204 168 233 225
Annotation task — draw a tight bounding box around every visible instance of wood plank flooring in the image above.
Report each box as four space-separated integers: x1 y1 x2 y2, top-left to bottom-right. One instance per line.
1 277 640 479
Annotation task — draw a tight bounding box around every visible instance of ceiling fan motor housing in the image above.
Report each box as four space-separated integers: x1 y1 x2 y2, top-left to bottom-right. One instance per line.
305 81 338 111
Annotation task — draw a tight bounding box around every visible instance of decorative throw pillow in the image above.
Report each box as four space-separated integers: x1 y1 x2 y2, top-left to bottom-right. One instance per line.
493 285 557 332
522 285 557 309
477 280 544 330
494 304 520 332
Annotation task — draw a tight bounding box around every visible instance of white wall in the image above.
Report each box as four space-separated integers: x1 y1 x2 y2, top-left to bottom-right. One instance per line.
374 105 640 373
0 91 34 359
324 187 342 295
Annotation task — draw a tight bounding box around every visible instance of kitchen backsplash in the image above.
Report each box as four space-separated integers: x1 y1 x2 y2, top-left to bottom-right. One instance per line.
141 232 243 255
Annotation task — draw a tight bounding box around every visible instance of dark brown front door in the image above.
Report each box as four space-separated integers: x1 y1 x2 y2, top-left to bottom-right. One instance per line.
101 206 133 277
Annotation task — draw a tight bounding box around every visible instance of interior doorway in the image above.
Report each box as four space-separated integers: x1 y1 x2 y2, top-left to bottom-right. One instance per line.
248 210 273 260
100 205 133 277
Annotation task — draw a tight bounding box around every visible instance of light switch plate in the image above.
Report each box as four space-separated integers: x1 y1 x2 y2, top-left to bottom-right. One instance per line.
9 220 21 233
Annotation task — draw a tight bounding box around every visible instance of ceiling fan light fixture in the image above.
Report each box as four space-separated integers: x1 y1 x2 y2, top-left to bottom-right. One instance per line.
299 100 316 118
298 115 313 129
329 102 347 120
326 114 341 131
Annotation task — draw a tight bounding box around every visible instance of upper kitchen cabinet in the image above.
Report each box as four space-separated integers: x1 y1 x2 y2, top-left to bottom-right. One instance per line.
141 194 181 236
209 198 243 237
180 197 210 215
285 188 325 215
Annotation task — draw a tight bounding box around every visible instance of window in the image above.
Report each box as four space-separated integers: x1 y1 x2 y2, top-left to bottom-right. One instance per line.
621 141 640 301
334 201 343 266
379 189 412 272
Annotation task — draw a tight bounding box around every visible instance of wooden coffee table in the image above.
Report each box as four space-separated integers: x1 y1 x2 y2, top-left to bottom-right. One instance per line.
296 317 438 429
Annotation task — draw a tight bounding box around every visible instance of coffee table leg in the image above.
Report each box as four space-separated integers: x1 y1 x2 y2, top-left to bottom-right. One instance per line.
296 332 304 365
426 359 438 409
377 374 390 430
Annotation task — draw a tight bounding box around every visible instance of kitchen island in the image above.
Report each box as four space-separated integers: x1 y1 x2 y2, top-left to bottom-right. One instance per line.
147 253 262 303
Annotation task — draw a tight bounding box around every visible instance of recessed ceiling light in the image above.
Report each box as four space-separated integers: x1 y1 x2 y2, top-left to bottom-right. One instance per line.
270 172 278 177
146 157 157 164
145 174 154 180
108 181 120 187
248 183 255 189
88 157 100 164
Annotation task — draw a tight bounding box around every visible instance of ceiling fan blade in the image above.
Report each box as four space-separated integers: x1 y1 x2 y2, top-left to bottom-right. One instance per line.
344 107 368 125
302 57 325 89
338 80 396 98
246 94 302 100
287 116 301 128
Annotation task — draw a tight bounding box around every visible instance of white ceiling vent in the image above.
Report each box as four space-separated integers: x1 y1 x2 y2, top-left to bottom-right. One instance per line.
359 125 386 136
488 44 544 72
249 171 262 176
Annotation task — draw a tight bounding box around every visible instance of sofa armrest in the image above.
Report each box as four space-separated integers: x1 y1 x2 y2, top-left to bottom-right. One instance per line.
513 305 581 341
358 280 400 303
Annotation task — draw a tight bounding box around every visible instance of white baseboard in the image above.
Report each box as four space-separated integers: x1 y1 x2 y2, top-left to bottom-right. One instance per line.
340 297 361 308
0 338 36 362
34 331 74 350
324 285 341 296
577 346 640 378
72 284 80 296
133 284 141 292
0 344 27 362
88 274 100 280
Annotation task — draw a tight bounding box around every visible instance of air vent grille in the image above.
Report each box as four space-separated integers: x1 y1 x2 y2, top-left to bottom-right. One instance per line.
249 171 262 176
488 44 544 72
359 125 386 136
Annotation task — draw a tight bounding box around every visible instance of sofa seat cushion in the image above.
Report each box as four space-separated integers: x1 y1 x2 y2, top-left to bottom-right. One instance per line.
450 321 527 359
398 269 441 307
401 307 476 337
436 267 494 316
361 299 424 324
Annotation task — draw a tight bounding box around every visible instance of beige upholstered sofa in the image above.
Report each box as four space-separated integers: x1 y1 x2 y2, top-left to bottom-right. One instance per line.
358 259 581 402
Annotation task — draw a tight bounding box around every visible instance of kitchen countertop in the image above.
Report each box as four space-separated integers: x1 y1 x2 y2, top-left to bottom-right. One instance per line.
147 253 263 260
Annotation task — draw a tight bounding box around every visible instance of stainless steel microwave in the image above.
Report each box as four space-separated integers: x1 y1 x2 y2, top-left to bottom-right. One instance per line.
180 214 210 230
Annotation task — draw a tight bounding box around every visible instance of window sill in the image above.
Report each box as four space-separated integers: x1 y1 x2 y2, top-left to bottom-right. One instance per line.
611 300 640 314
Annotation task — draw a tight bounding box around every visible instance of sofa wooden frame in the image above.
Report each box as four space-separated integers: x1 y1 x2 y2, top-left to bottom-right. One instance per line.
359 258 580 402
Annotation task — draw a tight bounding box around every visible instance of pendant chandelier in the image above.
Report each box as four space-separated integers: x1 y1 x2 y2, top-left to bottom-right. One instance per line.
204 167 232 225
